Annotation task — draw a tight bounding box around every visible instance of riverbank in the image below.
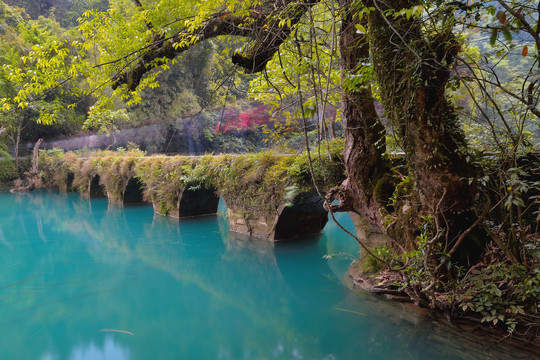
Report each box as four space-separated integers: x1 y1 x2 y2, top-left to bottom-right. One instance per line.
346 265 540 358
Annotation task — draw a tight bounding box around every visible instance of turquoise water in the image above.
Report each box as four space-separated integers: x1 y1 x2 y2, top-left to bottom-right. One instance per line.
0 191 526 360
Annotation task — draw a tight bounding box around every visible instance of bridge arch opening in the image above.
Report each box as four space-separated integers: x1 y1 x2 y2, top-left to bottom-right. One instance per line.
89 175 106 197
66 171 74 191
123 177 145 204
273 191 328 240
178 184 220 217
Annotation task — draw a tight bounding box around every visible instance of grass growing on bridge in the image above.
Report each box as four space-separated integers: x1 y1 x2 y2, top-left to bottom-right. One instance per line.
37 140 346 215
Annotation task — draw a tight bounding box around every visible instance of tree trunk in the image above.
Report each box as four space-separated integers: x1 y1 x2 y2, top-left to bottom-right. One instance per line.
327 0 393 228
365 0 480 255
14 123 21 165
32 138 43 175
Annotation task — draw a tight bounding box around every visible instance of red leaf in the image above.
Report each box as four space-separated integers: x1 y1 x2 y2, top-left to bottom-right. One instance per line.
496 11 507 24
522 46 528 57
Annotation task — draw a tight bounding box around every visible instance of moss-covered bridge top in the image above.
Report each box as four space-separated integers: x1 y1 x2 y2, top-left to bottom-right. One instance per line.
37 141 345 240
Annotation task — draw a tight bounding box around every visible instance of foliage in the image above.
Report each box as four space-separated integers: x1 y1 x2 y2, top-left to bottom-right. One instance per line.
135 155 194 215
0 142 16 183
0 1 90 158
448 0 540 153
248 1 341 144
215 105 271 133
38 148 70 189
484 153 540 264
126 38 252 128
454 248 540 334
3 0 109 23
83 108 130 134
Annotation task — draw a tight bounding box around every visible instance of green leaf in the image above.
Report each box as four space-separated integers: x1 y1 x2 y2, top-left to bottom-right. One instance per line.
355 24 367 34
489 29 498 46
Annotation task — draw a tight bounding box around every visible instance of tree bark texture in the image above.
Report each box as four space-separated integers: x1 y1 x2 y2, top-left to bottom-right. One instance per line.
327 0 393 228
365 0 479 251
32 138 43 174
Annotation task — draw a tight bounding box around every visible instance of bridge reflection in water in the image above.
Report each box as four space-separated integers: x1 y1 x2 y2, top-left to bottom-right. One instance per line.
0 191 529 360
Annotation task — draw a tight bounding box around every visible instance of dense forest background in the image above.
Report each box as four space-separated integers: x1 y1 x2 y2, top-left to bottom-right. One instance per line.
0 0 328 160
0 0 537 161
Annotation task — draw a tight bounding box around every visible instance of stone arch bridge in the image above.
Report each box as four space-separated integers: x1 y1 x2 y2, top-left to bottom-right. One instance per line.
37 148 346 241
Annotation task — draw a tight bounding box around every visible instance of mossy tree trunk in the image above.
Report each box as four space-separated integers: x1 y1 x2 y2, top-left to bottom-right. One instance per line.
327 0 392 228
364 0 480 255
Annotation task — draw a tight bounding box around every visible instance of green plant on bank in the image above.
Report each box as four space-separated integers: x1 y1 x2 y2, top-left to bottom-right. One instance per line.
380 151 540 333
360 245 394 274
386 213 456 305
0 143 17 184
454 257 540 334
449 152 540 333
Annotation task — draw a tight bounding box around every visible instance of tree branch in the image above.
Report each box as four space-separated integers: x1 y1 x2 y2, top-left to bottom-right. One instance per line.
497 0 540 49
113 0 319 90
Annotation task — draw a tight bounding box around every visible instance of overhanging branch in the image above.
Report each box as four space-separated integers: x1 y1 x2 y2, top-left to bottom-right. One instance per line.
113 0 319 90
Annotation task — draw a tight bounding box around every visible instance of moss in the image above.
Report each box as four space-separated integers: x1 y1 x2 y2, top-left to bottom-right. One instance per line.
372 160 400 212
211 151 288 214
38 149 72 189
386 176 422 251
98 155 142 202
289 139 346 190
35 144 345 217
135 156 193 215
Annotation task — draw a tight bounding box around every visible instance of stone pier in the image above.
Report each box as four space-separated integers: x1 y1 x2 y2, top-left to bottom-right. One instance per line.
227 191 328 241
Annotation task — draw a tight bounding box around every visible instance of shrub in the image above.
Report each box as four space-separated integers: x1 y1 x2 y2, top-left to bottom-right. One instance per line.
0 146 17 184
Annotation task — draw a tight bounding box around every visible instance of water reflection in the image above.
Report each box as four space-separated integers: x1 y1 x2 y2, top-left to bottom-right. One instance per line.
0 191 533 359
41 337 132 360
